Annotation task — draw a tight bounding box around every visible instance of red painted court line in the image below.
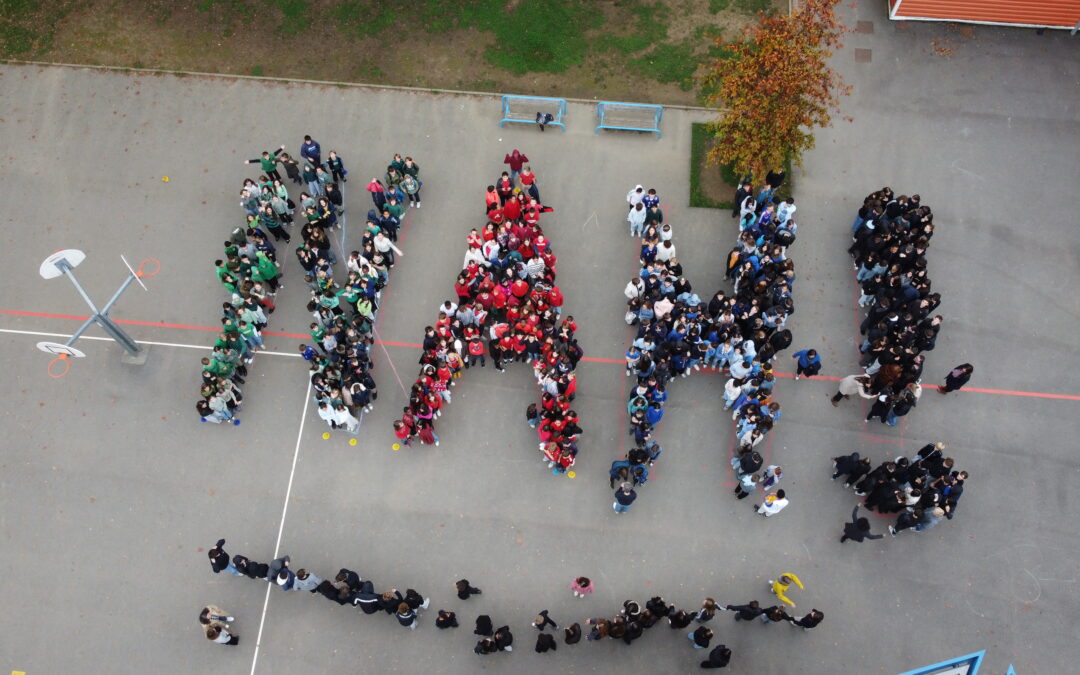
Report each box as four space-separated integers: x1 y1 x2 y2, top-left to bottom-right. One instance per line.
862 433 904 445
4 307 1078 402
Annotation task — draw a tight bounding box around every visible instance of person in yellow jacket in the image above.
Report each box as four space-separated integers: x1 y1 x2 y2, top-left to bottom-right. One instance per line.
768 573 804 608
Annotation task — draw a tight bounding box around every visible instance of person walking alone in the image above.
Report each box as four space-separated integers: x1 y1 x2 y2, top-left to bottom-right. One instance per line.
938 363 974 394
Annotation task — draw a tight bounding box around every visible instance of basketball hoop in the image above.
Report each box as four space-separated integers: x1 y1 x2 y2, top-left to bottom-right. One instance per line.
48 354 71 379
38 341 86 378
137 257 161 279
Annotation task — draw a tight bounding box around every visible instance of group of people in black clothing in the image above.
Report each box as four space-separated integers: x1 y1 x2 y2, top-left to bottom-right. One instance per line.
848 187 944 425
207 536 828 667
207 538 434 630
833 441 969 539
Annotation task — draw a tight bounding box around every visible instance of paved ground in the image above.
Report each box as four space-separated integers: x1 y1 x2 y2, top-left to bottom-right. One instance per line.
0 4 1078 674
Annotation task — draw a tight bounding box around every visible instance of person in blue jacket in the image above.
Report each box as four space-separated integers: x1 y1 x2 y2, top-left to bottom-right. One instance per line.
300 134 321 166
645 401 664 426
791 348 821 380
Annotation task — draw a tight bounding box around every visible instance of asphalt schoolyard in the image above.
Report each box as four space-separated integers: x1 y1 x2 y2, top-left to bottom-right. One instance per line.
0 4 1077 673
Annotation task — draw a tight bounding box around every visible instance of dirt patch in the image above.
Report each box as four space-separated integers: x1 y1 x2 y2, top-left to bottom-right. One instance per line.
21 0 786 106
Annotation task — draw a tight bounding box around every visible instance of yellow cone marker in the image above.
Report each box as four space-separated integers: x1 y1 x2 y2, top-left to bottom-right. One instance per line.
392 443 401 451
162 176 169 182
349 438 357 446
567 470 576 479
322 432 330 440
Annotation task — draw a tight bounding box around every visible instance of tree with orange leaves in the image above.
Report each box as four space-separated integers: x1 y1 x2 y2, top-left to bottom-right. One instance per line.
701 0 851 185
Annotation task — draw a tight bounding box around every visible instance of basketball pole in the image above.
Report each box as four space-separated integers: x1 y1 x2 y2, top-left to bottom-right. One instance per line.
45 253 148 364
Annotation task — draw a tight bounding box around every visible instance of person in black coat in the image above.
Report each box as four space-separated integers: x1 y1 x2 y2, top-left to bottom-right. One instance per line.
532 609 557 631
701 644 732 669
316 580 350 605
474 637 497 655
232 555 269 580
726 601 763 621
840 505 883 543
761 605 792 624
403 588 429 612
789 609 824 630
564 623 581 644
474 615 494 636
352 588 381 614
493 625 514 652
732 181 752 218
765 168 786 189
939 363 973 394
832 452 870 485
646 596 671 618
395 603 417 629
208 539 232 574
456 579 482 600
378 589 404 614
535 632 557 653
622 621 644 644
689 626 714 649
337 568 362 592
668 609 694 629
436 610 459 629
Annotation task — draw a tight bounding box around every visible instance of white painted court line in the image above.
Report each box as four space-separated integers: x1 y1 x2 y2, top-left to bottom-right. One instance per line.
249 378 312 675
0 327 302 358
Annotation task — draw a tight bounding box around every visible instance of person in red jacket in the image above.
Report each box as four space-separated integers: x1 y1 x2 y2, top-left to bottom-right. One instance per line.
394 419 414 447
467 337 486 369
547 286 564 315
504 150 528 184
511 278 530 299
503 196 522 222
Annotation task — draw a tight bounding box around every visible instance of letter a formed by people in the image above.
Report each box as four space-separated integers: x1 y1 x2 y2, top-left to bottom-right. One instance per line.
395 159 583 475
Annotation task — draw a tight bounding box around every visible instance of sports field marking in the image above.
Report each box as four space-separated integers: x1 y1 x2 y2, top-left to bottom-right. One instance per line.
250 379 312 675
0 328 302 358
2 312 1077 401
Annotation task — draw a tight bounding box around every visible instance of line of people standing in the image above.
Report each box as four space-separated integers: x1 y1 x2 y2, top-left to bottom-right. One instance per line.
848 187 943 425
198 146 296 424
301 148 422 434
393 156 584 474
206 538 433 629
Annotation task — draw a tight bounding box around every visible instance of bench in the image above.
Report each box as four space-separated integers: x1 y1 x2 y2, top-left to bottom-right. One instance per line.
499 95 568 132
595 101 664 139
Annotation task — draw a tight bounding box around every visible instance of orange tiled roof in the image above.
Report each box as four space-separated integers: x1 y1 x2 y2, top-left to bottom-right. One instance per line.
890 0 1080 27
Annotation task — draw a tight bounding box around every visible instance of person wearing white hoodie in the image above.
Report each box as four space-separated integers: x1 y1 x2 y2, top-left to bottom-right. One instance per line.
373 232 403 266
628 202 647 237
626 184 645 210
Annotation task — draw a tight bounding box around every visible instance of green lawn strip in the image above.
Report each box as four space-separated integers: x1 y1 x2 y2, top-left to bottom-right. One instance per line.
690 122 795 209
690 122 730 209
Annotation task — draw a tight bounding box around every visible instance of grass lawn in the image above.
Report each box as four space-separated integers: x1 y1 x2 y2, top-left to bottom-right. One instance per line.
0 0 784 106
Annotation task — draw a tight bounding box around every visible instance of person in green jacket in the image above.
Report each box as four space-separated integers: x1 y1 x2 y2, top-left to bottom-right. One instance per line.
245 144 286 182
385 196 405 221
252 250 280 293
